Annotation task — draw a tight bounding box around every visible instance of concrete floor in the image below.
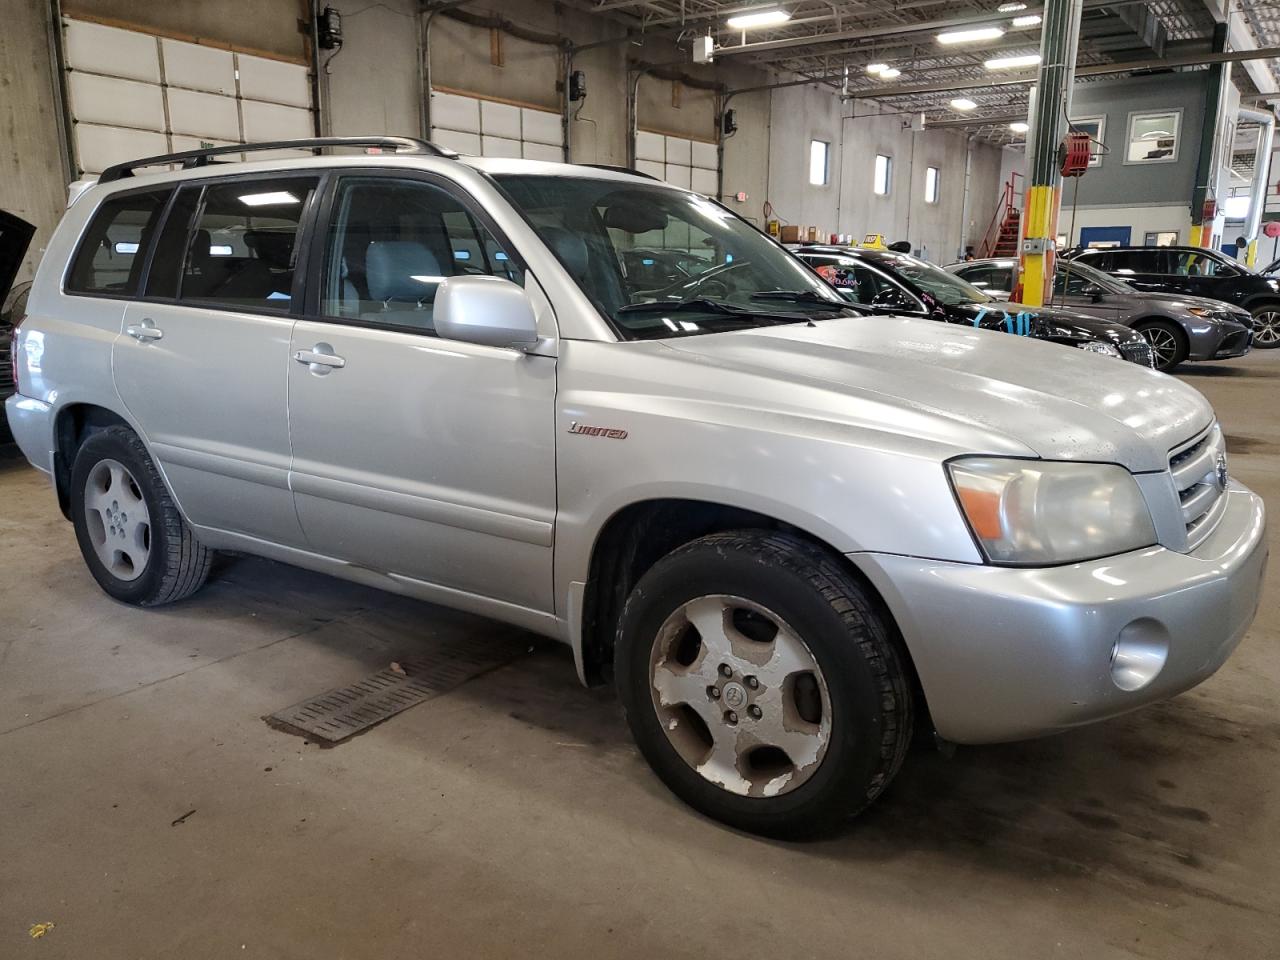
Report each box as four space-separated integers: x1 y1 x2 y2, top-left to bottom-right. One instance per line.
1 354 1278 960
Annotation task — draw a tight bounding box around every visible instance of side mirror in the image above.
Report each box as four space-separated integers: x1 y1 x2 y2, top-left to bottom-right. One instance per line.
434 275 539 349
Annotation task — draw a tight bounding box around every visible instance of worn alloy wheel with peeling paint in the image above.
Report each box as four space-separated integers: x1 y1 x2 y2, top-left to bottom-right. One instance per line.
617 530 913 838
70 425 213 606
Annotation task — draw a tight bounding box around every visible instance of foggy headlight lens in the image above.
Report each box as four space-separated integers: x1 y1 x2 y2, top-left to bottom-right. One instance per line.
1077 341 1122 358
948 458 1157 565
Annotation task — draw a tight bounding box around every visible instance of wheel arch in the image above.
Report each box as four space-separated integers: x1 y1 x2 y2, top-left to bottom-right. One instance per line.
51 403 135 519
575 497 925 718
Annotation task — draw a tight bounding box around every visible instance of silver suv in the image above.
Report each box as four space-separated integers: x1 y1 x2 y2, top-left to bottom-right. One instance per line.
4 138 1269 837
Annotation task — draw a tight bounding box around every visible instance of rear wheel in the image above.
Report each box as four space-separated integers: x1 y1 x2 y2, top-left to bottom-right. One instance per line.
1134 319 1188 371
615 530 913 838
1250 305 1280 349
70 426 212 605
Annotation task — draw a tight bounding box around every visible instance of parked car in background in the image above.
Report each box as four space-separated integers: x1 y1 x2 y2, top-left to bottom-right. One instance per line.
619 248 711 288
792 244 1156 367
946 257 1253 372
1063 245 1280 349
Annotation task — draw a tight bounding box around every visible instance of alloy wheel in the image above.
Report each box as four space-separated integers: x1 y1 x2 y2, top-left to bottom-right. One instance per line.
1253 310 1280 347
1139 326 1180 368
648 594 832 798
83 458 151 581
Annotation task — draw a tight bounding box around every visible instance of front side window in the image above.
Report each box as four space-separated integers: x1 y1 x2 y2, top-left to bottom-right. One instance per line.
1126 110 1180 163
495 175 852 340
808 140 830 186
320 177 523 333
66 188 171 296
874 155 892 195
1171 250 1234 277
959 264 1013 296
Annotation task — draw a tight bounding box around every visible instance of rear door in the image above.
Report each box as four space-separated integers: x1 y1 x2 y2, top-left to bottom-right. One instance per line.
1108 248 1172 291
113 173 321 547
0 210 36 307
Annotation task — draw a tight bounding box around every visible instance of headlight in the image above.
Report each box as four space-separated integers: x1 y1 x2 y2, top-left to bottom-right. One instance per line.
1187 306 1212 318
948 458 1157 565
1076 341 1122 358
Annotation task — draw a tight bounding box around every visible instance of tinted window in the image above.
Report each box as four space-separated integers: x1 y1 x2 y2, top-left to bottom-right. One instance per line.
66 189 171 296
320 177 523 333
1171 250 1232 277
170 176 319 311
958 264 1013 296
1109 249 1169 275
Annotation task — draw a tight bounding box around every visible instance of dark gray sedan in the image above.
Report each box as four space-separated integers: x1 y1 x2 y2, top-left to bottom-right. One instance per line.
947 257 1253 372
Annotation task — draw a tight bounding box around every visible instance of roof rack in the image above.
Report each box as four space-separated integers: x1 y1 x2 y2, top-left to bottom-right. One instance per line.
98 136 456 184
580 163 661 181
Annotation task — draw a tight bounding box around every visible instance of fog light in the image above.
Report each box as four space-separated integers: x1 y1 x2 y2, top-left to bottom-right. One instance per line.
1110 619 1169 691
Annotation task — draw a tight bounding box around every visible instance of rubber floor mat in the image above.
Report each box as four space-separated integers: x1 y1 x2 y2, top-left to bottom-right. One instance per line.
266 635 526 743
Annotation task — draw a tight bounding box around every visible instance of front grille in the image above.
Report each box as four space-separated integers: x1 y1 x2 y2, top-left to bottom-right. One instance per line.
1169 424 1228 549
1214 328 1251 357
1120 340 1156 367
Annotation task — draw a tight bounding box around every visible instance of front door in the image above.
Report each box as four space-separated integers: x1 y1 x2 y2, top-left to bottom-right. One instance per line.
114 174 321 546
286 173 557 613
1054 267 1123 320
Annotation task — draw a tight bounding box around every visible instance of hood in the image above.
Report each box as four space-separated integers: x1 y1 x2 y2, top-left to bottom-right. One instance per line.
976 300 1142 344
660 316 1212 473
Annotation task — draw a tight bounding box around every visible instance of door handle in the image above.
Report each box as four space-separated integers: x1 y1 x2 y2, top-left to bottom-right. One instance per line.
125 320 163 341
294 344 346 372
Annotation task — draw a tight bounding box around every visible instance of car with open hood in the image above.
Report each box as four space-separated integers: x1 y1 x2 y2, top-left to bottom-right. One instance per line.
3 138 1266 838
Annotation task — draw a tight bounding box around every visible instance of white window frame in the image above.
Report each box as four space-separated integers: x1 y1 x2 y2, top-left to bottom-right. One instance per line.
1123 108 1182 165
808 139 830 186
874 153 892 196
924 165 940 204
1070 115 1106 167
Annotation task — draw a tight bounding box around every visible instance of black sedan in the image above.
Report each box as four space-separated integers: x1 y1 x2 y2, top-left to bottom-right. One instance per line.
790 245 1155 367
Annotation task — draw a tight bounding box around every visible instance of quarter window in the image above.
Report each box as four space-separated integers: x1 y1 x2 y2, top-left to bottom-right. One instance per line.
320 177 522 333
66 189 171 296
874 154 892 196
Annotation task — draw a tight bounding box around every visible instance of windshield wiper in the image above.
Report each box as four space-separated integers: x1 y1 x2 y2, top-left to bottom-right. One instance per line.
616 297 745 316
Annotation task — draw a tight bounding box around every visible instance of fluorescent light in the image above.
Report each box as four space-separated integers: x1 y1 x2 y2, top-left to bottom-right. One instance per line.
878 67 902 79
1009 121 1030 133
985 52 1041 68
866 62 889 74
1012 14 1042 26
950 98 978 111
937 26 1004 44
238 191 299 206
726 8 791 29
997 2 1027 10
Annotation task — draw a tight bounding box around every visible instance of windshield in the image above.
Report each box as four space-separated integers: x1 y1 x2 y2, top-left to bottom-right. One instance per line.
1056 258 1131 294
875 252 992 306
494 175 853 339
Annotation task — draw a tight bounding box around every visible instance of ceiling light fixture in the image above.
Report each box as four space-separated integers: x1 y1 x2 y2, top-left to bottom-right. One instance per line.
866 62 889 73
950 98 978 111
997 2 1027 10
937 26 1005 44
1012 14 1042 26
726 8 792 29
1010 121 1030 132
878 67 902 79
985 52 1041 68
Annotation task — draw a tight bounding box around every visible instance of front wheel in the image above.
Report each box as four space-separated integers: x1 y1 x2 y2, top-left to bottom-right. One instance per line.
70 426 212 605
1250 305 1280 349
1134 320 1188 371
615 531 913 838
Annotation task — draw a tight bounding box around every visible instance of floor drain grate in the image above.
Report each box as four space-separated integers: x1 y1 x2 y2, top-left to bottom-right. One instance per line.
266 635 526 744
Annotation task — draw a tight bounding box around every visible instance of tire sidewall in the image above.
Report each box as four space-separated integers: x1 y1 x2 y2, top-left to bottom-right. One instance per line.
616 536 900 835
70 428 173 604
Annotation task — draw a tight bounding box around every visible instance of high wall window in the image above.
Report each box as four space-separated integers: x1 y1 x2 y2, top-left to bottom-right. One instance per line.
808 140 830 186
924 166 940 204
1125 110 1181 164
874 154 892 196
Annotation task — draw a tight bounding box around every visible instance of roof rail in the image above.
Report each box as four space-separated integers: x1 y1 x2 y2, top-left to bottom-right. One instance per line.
98 136 456 184
580 163 662 181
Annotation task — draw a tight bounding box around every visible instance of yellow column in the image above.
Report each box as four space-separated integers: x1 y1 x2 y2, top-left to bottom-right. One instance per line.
1020 184 1060 307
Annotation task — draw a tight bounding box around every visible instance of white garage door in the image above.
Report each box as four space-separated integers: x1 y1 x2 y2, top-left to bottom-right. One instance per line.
635 131 718 196
63 17 315 176
429 88 564 161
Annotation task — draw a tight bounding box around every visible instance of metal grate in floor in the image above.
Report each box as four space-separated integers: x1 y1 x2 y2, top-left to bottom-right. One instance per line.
266 635 526 744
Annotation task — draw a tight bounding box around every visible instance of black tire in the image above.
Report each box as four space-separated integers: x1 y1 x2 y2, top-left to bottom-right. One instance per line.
1133 319 1189 372
1249 303 1280 349
70 425 212 605
615 530 913 839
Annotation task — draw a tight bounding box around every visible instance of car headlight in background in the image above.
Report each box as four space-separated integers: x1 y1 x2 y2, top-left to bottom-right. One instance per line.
948 458 1157 565
1076 341 1122 358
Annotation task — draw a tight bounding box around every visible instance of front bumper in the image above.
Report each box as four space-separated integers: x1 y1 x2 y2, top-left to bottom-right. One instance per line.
856 481 1267 744
1189 320 1252 361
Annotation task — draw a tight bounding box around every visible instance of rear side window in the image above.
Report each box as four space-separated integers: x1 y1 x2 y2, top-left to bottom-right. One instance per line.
66 189 171 296
1110 249 1169 275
